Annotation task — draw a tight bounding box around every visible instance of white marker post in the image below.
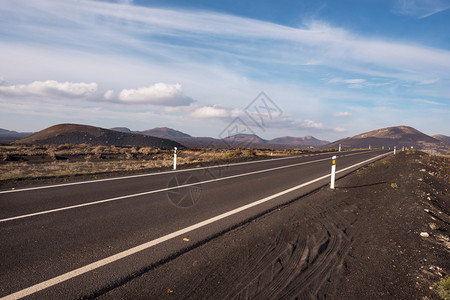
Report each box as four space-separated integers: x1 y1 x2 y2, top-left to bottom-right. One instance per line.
338 144 341 152
330 155 337 189
173 147 177 170
394 146 396 155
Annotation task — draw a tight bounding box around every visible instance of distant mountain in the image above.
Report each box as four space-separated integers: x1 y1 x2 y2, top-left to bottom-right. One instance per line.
0 128 33 142
223 133 267 146
110 127 132 133
327 126 448 152
138 128 329 149
11 123 331 149
16 124 183 148
269 136 329 147
433 134 450 145
141 127 192 139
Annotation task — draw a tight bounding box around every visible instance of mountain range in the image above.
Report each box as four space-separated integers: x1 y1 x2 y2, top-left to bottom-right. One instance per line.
3 124 449 153
110 126 329 148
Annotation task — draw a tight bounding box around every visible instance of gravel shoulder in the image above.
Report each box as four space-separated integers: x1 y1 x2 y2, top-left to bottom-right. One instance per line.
97 151 449 299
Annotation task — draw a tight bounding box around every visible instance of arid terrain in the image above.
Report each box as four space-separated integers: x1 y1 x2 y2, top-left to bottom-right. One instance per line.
1 123 449 299
0 143 303 188
97 150 450 299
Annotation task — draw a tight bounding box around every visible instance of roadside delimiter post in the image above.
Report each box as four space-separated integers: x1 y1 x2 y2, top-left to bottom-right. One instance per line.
330 155 337 189
173 147 177 170
394 146 396 155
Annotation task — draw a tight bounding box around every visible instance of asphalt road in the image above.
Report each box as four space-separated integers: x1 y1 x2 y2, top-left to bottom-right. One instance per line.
0 149 389 299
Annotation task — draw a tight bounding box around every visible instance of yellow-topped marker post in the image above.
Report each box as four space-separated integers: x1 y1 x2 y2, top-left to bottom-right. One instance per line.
330 155 337 189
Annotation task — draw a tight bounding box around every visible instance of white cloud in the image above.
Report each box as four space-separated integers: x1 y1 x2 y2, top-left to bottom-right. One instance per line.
115 83 194 106
191 106 230 118
334 127 346 132
103 90 114 100
0 80 97 98
334 112 353 117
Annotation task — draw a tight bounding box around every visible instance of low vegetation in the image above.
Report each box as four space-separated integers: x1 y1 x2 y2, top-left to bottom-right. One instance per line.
0 144 306 182
435 276 450 300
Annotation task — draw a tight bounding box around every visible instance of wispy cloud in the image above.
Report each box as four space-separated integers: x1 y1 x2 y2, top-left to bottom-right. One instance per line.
2 0 449 85
392 0 450 18
333 112 353 118
412 98 442 105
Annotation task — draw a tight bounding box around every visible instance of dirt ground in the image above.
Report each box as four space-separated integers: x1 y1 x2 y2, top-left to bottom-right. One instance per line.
98 150 449 299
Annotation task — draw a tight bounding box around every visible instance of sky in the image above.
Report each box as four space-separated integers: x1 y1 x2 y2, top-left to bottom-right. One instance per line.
0 0 449 141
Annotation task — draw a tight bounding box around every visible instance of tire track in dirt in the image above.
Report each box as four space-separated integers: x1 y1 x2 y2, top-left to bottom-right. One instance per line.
182 198 360 299
265 201 356 299
286 202 355 299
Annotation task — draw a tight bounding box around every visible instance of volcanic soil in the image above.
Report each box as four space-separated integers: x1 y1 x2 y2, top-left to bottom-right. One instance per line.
96 150 449 299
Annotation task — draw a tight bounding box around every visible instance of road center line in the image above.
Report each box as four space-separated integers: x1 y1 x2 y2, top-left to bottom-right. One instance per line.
0 151 382 223
1 152 389 300
0 156 332 223
0 150 362 194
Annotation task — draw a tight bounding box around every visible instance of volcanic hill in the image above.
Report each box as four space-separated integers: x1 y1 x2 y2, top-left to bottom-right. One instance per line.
16 124 183 148
327 125 448 153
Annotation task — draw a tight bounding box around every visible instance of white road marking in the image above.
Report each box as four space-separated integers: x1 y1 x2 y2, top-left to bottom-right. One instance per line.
0 150 383 223
0 152 389 300
0 156 332 223
0 150 364 194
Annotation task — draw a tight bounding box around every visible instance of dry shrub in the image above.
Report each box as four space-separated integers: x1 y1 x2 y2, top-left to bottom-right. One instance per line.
109 145 119 154
138 147 153 155
93 146 105 159
47 148 57 160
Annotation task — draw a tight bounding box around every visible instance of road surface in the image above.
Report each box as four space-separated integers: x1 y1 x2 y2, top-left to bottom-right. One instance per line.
0 149 389 299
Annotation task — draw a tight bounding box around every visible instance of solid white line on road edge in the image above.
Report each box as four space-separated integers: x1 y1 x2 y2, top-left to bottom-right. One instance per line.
0 150 385 223
0 152 389 300
0 150 370 194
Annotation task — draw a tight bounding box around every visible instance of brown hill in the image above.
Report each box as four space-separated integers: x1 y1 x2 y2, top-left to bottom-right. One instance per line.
327 126 448 153
140 127 192 139
433 134 450 145
269 136 329 147
16 124 183 148
110 127 132 133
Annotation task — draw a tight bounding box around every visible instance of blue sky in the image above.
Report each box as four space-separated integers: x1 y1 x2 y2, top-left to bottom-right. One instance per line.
0 0 449 141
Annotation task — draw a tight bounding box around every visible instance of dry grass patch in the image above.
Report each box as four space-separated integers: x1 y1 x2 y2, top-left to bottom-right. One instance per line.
0 144 306 182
